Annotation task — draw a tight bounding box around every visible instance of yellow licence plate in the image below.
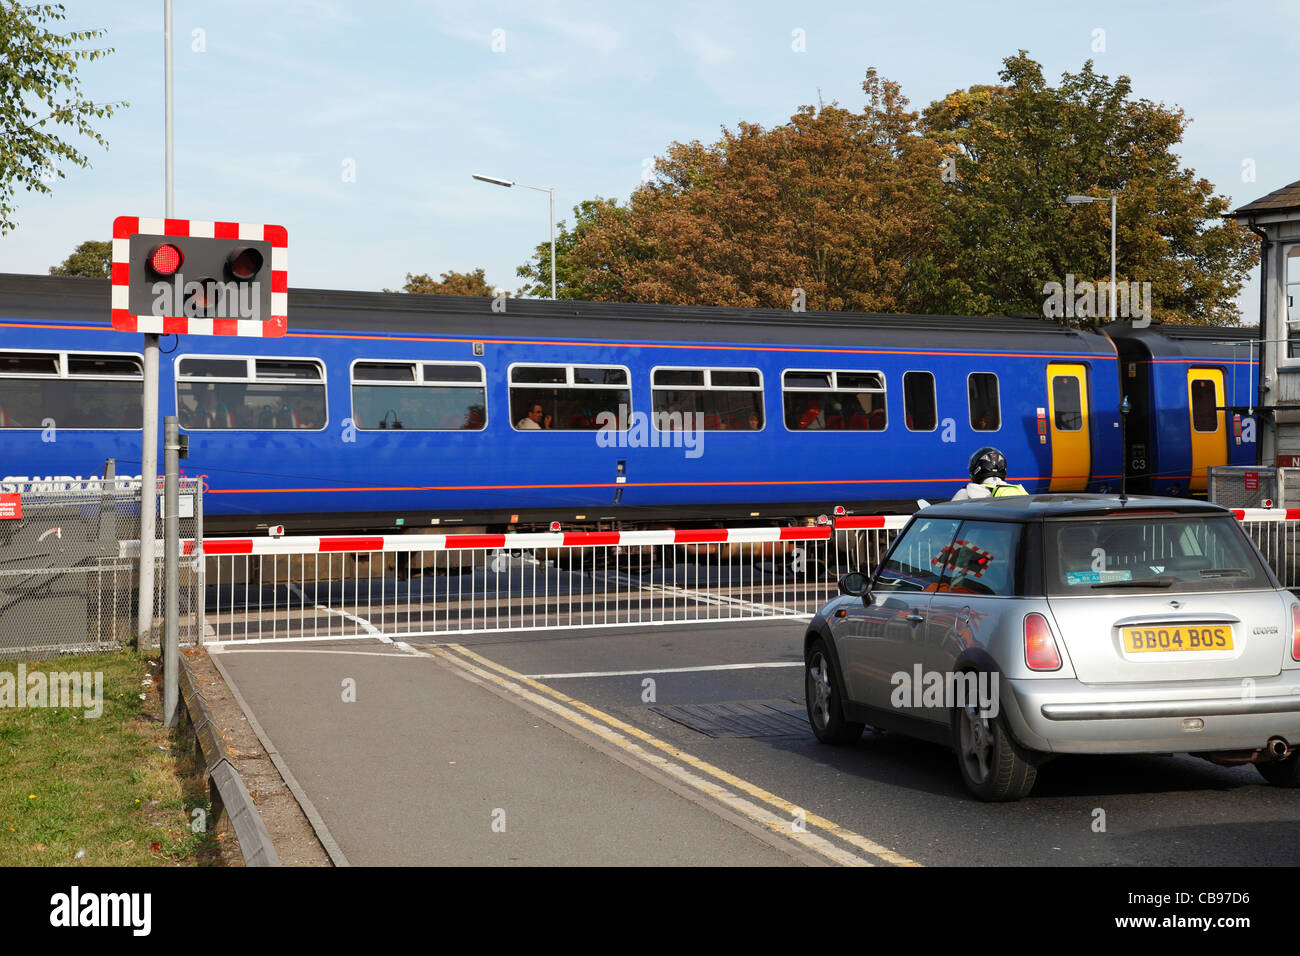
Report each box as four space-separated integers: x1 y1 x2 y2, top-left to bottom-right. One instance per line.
1121 625 1234 654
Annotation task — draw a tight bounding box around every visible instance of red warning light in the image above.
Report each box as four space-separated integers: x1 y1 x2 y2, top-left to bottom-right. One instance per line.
833 505 846 516
148 243 183 276
549 521 562 532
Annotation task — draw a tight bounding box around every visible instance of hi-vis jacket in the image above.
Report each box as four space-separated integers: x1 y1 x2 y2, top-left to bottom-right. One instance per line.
952 477 1028 500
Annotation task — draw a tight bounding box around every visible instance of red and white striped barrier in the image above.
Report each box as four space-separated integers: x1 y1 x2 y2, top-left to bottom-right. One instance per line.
1232 508 1300 522
120 519 914 559
122 509 1300 559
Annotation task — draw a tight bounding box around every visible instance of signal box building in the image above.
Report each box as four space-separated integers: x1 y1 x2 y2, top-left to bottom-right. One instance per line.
1234 180 1300 466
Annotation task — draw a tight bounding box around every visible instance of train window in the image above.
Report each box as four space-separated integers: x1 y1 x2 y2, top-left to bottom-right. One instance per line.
903 372 936 431
256 360 320 380
67 356 143 377
512 366 567 385
177 355 326 430
510 364 631 431
968 373 1001 431
574 367 628 386
423 364 482 383
651 367 763 430
1052 377 1083 431
782 369 886 431
355 362 414 383
351 361 486 431
1191 379 1219 432
178 357 246 378
0 353 59 376
0 350 142 429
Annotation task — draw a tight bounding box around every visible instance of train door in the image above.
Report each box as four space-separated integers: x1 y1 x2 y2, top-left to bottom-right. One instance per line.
1187 368 1227 492
1046 364 1090 491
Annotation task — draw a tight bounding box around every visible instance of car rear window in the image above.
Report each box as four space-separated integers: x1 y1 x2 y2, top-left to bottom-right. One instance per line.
1046 514 1272 595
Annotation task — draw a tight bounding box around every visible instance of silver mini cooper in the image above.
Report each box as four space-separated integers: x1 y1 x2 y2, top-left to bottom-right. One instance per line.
804 494 1300 801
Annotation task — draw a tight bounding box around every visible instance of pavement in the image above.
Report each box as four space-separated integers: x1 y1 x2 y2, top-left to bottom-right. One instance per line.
211 639 806 866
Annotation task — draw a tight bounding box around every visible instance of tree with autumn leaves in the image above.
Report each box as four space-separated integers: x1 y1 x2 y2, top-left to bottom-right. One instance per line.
516 53 1255 325
389 268 494 296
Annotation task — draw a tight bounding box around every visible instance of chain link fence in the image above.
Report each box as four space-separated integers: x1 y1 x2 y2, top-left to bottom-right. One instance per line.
0 478 203 659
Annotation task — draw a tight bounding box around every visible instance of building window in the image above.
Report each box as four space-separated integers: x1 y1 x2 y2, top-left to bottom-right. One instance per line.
0 351 143 429
782 369 886 431
177 356 326 430
509 364 631 430
968 373 1000 431
351 362 486 430
903 371 936 431
1287 245 1300 359
651 367 763 430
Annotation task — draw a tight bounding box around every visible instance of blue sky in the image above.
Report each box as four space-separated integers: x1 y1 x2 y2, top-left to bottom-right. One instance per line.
2 0 1296 320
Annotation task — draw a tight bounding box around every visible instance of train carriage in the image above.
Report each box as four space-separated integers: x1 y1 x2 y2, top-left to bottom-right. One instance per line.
0 274 1257 534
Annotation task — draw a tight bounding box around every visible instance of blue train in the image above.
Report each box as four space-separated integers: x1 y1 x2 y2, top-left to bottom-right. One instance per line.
0 274 1259 533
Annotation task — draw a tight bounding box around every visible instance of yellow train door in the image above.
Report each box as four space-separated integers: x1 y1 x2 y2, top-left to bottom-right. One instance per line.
1187 368 1227 492
1047 364 1090 492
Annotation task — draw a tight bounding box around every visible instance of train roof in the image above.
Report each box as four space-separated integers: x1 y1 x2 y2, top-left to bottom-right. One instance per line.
0 272 1249 353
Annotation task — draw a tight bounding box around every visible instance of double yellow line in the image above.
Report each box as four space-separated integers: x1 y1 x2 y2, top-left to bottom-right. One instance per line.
421 641 919 868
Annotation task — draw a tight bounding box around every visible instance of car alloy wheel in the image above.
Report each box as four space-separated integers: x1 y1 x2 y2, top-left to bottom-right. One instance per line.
804 638 863 745
808 652 833 731
950 679 1037 801
958 703 994 783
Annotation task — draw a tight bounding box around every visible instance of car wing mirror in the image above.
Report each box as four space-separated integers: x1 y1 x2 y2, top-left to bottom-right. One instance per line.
838 572 869 599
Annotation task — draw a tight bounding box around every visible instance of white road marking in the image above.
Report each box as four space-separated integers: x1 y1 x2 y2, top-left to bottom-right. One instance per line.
288 582 391 643
525 661 804 679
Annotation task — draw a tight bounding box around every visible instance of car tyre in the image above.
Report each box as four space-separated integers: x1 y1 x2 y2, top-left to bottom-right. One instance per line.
1256 752 1300 787
952 691 1037 802
805 638 864 745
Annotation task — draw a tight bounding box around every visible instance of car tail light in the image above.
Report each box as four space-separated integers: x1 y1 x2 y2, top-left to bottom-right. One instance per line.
1292 605 1300 661
1024 613 1062 671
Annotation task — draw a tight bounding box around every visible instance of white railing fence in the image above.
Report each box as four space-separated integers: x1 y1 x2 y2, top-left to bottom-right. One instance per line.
114 509 1300 646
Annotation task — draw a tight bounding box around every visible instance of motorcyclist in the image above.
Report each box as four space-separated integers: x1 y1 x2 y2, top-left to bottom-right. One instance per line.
953 447 1028 500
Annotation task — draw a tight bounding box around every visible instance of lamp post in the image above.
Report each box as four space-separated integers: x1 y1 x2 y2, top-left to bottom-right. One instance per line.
473 173 556 299
1065 194 1118 320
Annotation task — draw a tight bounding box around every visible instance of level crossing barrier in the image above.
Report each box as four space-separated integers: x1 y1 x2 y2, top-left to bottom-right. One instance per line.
117 509 1300 645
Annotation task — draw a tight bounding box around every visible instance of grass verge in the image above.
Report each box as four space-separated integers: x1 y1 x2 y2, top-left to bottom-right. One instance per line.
0 647 230 866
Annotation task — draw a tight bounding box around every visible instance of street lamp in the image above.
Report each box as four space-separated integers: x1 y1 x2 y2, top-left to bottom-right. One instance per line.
1065 193 1118 320
473 173 556 300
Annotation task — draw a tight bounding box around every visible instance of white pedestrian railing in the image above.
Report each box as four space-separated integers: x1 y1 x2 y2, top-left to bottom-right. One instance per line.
115 508 1300 645
1233 509 1300 589
122 518 907 644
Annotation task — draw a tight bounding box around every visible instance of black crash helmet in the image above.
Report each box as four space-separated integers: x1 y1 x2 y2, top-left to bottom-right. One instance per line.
968 446 1008 483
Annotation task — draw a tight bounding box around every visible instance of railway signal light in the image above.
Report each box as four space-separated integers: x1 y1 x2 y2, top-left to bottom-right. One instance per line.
111 216 287 336
148 243 183 276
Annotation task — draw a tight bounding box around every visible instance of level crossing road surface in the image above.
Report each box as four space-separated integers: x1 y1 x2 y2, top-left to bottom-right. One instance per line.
211 620 1300 867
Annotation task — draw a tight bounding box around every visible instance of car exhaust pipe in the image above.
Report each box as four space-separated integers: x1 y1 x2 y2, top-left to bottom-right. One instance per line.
1268 737 1290 760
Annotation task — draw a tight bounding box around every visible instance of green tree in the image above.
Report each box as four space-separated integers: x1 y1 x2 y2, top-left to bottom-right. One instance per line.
520 56 1254 325
390 268 494 296
0 2 125 235
515 197 633 299
922 52 1256 325
516 71 954 311
48 237 110 277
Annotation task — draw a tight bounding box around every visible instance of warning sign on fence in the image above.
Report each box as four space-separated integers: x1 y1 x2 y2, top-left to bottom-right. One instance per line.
0 493 21 519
